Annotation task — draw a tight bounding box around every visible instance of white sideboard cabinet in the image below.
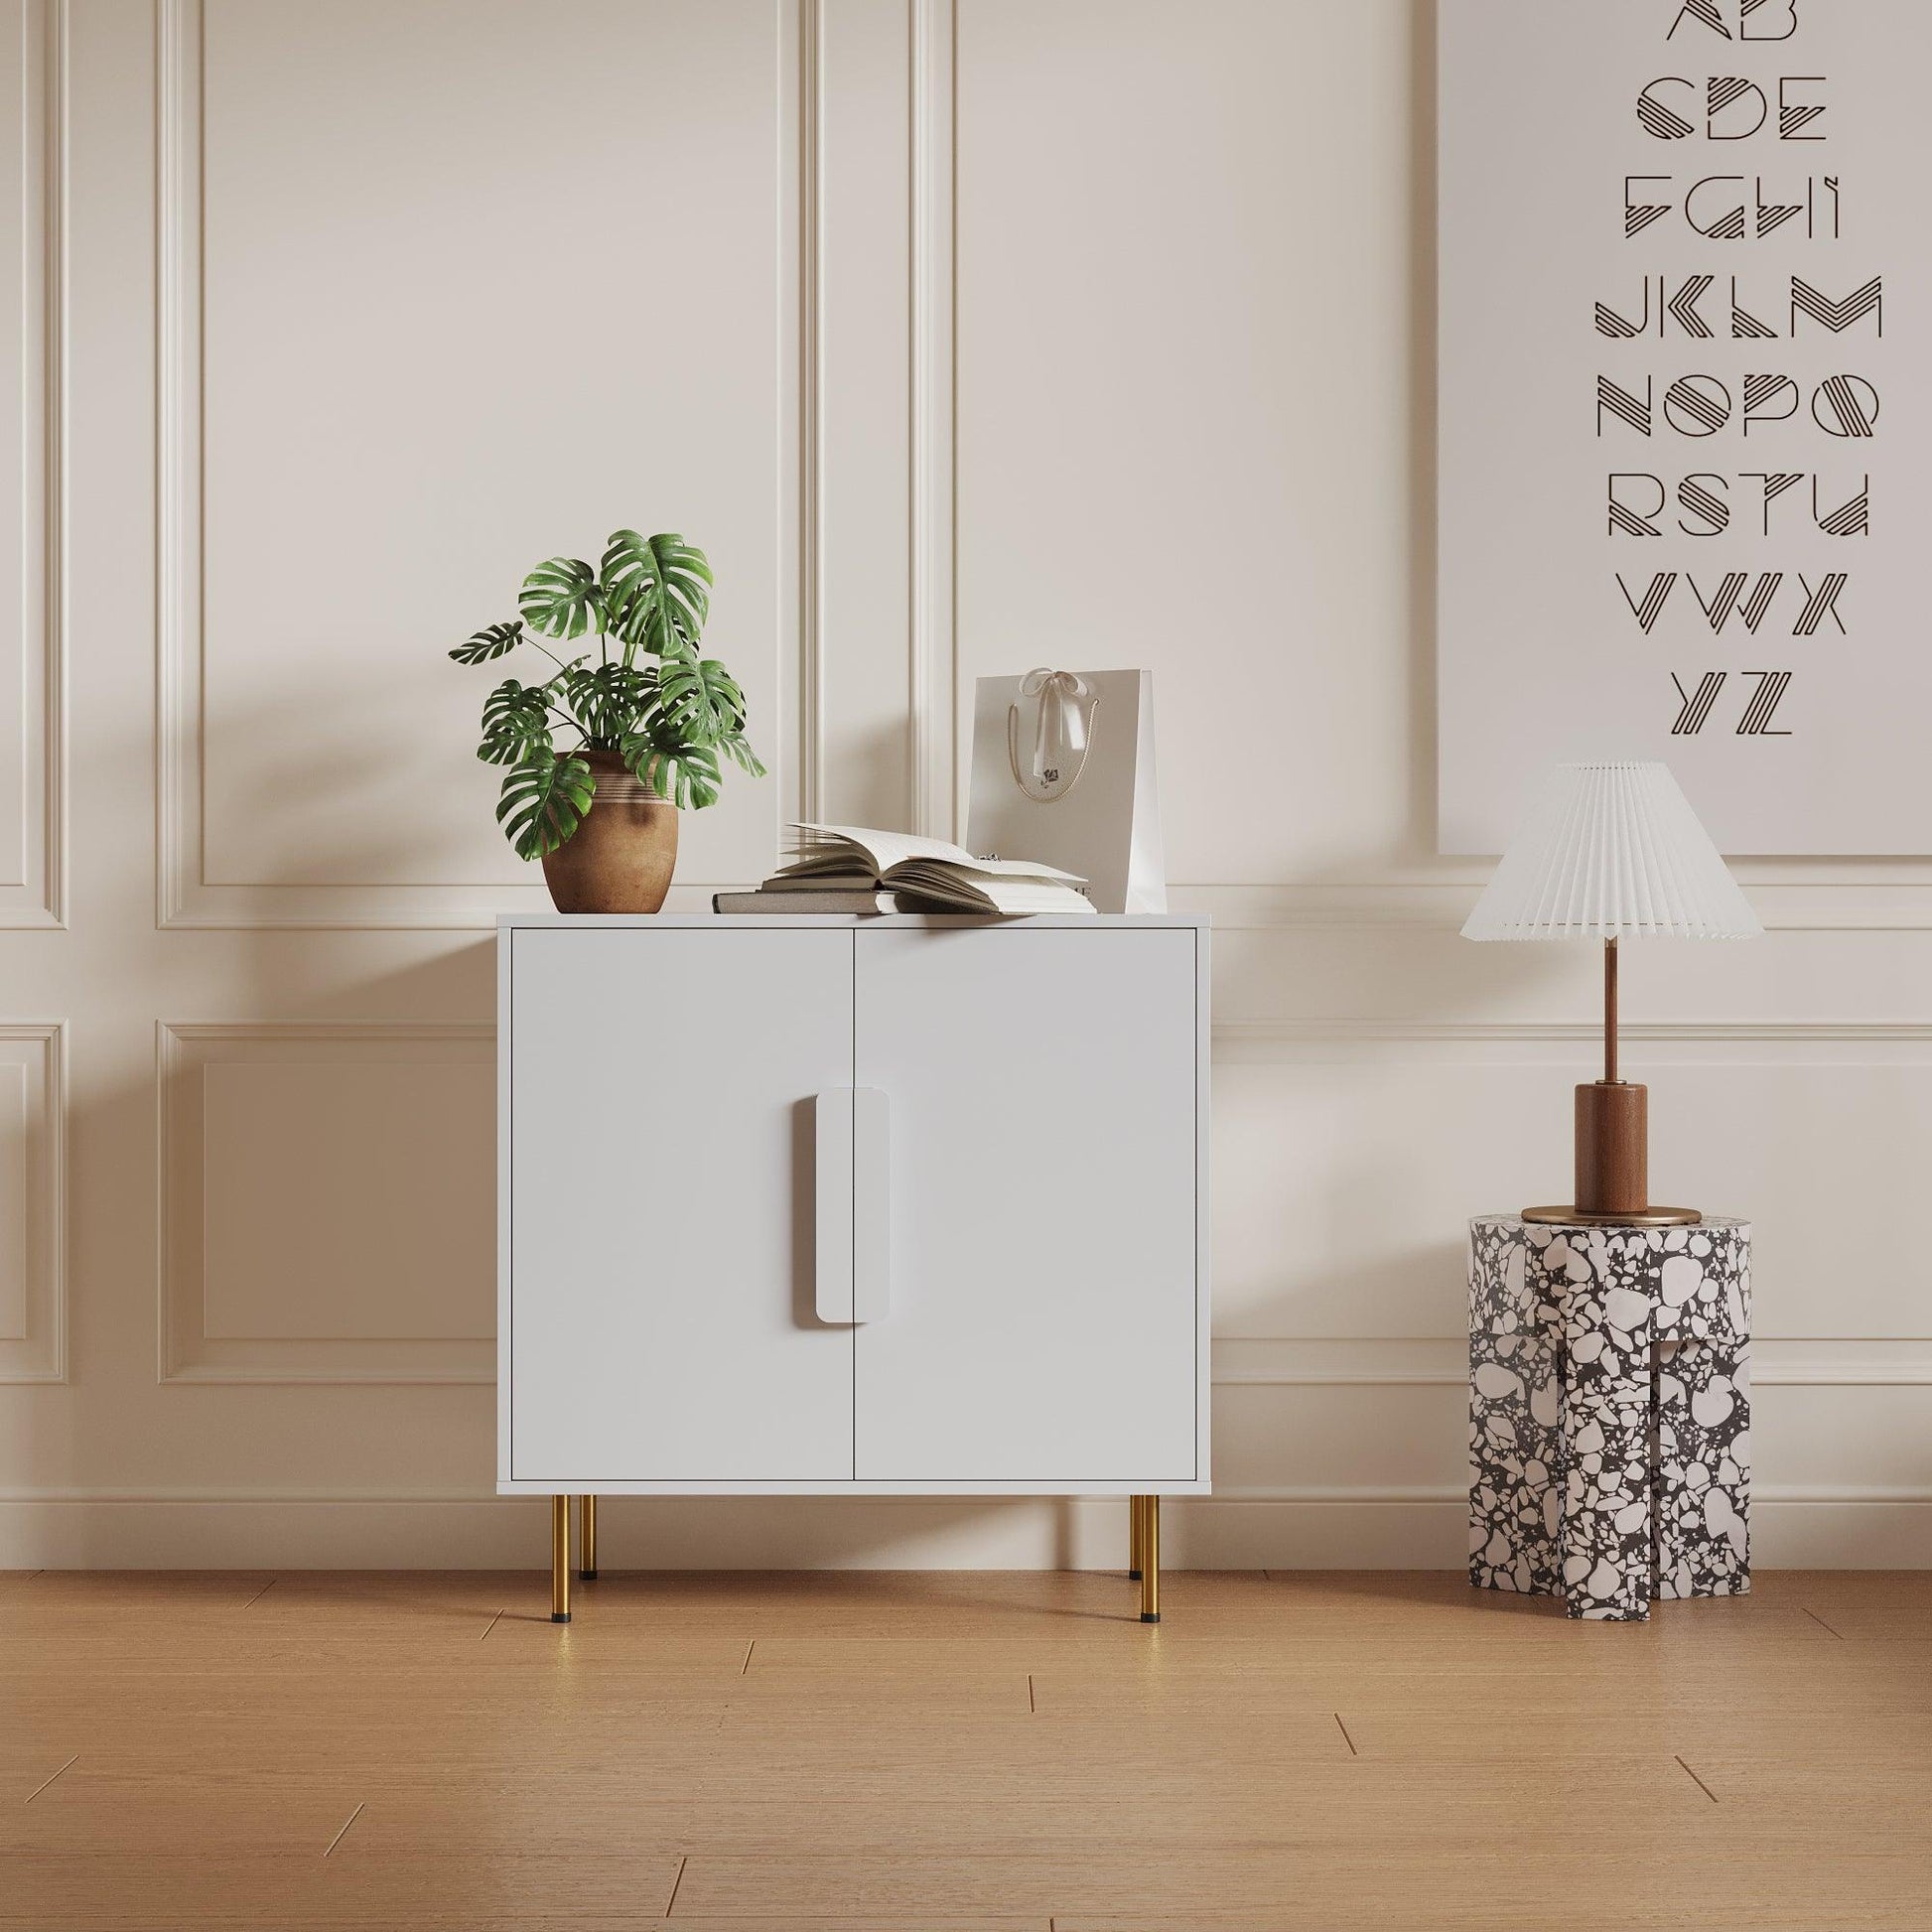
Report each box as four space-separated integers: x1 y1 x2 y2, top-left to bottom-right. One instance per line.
497 913 1209 1623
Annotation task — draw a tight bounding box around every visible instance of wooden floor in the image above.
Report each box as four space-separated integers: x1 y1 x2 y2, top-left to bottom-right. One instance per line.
1 1568 1928 1930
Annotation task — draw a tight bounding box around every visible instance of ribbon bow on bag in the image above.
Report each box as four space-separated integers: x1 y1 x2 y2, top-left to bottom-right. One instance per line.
1015 668 1093 790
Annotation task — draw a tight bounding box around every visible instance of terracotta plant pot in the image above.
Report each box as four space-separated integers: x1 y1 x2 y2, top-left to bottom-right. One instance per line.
540 751 679 913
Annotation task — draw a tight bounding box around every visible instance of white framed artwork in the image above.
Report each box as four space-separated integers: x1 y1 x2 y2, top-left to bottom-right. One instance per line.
1438 0 1926 854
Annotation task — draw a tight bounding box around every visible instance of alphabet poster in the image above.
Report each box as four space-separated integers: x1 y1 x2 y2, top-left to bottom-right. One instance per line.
1438 0 1927 854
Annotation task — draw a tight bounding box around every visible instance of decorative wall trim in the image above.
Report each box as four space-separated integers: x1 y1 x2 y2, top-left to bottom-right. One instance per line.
156 1022 496 1383
153 0 814 927
0 0 62 928
1173 881 1932 932
0 1020 64 1382
151 0 192 929
796 0 824 829
7 1480 1924 1506
1215 1017 1932 1051
0 1487 1923 1571
907 0 953 839
1212 1337 1932 1389
1206 1484 1932 1510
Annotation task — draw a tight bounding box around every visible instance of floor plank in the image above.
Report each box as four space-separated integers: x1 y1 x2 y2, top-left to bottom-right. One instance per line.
0 1568 1927 1927
674 1843 1932 1928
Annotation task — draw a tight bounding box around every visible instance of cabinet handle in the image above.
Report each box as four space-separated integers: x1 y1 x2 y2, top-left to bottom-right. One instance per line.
814 1086 889 1325
852 1086 889 1323
814 1089 855 1323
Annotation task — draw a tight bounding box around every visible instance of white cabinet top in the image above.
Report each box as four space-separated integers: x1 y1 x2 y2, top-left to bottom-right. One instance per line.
496 912 1208 930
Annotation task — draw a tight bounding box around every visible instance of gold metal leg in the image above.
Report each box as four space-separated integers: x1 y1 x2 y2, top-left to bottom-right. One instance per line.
580 1494 598 1581
550 1495 571 1623
1139 1495 1161 1624
1129 1494 1144 1581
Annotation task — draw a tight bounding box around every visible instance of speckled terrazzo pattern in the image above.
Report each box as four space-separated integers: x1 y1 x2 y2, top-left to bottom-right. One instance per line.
1468 1216 1750 1622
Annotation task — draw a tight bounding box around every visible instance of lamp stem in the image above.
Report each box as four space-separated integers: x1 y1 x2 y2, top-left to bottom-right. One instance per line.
1603 936 1618 1083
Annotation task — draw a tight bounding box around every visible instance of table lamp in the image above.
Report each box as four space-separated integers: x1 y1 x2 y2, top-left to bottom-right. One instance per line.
1460 760 1761 1227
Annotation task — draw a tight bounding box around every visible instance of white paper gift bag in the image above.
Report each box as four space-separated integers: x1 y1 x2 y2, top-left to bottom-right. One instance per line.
966 668 1167 914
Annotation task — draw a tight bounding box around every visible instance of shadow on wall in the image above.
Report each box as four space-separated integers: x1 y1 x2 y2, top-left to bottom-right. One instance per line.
186 681 532 894
11 690 512 1563
31 946 497 1562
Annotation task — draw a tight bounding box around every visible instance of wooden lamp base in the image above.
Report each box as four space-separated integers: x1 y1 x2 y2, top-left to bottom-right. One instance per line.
1521 1079 1701 1228
1522 1203 1703 1228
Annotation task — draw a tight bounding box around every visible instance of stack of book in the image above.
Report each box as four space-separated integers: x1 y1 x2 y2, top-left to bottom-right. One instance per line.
713 824 1095 916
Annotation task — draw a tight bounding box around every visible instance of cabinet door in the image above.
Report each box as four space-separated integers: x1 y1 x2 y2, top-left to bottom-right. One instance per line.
853 926 1200 1484
506 927 855 1484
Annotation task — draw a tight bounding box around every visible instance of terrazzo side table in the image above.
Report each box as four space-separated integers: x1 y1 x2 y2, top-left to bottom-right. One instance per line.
1467 1215 1751 1622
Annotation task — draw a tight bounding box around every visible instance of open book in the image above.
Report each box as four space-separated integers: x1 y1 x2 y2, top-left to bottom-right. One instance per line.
770 823 1095 915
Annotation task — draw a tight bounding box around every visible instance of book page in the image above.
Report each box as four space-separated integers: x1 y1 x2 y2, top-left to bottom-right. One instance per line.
787 823 1087 886
890 861 1095 913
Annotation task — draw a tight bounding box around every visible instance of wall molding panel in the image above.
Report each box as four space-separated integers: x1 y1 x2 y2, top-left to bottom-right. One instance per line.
153 0 817 928
1211 1017 1932 1356
795 0 824 828
0 0 62 928
908 0 954 840
152 0 545 928
0 1020 64 1381
157 1023 495 1383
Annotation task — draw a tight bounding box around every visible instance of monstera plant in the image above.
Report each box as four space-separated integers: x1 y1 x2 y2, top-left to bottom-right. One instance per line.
450 529 764 912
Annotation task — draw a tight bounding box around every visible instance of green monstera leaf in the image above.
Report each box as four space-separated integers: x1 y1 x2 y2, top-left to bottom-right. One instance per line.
450 620 525 664
621 721 723 811
600 531 712 659
656 655 747 745
476 679 555 766
518 557 602 640
718 733 767 778
495 747 595 859
561 661 655 747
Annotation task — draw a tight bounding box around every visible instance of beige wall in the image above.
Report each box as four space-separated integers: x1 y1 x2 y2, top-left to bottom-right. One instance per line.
2 0 1927 1568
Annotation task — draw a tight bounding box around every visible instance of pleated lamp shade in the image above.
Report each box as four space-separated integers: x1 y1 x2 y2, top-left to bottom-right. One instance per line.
1461 762 1761 942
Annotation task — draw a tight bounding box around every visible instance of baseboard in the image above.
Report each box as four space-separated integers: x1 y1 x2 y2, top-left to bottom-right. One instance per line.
2 1491 1927 1570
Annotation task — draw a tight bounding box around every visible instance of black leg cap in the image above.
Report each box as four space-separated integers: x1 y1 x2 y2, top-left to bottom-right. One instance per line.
581 1568 598 1581
551 1611 572 1623
1140 1611 1161 1624
1128 1569 1143 1581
